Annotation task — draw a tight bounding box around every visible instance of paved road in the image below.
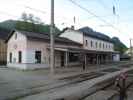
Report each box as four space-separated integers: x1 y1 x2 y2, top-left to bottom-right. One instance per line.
0 61 132 100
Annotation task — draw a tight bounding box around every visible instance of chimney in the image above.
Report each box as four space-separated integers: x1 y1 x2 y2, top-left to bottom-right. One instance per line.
71 25 75 30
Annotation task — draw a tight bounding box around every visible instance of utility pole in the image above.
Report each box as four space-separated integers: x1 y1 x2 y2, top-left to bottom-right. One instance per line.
130 39 133 60
50 0 55 74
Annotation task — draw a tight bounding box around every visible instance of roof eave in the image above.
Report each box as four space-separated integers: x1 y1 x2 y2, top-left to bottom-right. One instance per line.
5 29 16 43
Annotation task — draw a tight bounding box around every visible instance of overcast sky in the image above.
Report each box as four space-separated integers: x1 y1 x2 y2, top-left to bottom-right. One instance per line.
0 0 133 47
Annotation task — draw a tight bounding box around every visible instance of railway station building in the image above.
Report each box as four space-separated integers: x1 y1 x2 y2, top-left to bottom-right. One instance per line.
6 27 120 70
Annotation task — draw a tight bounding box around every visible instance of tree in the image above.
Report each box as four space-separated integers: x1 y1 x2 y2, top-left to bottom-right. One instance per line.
28 14 34 23
112 37 128 54
21 12 28 22
17 13 42 32
0 13 60 35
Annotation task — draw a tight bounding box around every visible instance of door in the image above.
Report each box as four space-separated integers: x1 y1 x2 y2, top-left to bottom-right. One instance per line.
35 51 41 63
18 51 22 63
61 52 64 67
9 53 12 63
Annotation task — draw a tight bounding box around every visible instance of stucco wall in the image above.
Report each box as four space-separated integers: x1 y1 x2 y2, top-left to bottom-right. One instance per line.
60 30 114 52
83 36 114 52
113 54 120 62
27 39 80 68
7 31 27 64
60 29 83 44
27 40 47 64
7 30 81 70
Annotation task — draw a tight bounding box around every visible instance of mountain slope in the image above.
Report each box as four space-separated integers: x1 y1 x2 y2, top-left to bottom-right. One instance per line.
111 37 128 54
0 20 60 39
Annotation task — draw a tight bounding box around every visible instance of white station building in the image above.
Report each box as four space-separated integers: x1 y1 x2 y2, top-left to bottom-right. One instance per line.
6 27 120 70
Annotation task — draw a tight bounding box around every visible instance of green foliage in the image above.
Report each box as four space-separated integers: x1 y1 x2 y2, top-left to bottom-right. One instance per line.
21 13 28 22
0 13 60 36
0 20 60 35
15 21 60 34
21 12 43 24
0 20 17 31
111 37 128 54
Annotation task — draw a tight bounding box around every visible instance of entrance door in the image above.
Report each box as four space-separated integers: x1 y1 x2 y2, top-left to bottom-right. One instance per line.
61 52 64 67
18 51 22 63
35 51 41 63
9 53 12 63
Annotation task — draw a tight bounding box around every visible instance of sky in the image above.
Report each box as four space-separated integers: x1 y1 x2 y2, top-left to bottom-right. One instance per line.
0 0 133 47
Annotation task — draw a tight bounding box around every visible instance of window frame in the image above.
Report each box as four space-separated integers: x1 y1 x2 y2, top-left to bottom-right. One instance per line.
85 40 88 46
99 42 101 48
15 33 17 40
35 51 42 63
103 43 104 49
18 51 22 63
9 52 12 63
91 41 93 47
95 42 98 48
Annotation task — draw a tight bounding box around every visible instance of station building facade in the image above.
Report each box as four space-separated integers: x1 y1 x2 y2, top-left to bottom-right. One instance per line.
6 27 119 70
60 27 120 65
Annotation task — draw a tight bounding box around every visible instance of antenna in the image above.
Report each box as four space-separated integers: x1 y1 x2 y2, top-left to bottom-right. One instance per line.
73 16 76 29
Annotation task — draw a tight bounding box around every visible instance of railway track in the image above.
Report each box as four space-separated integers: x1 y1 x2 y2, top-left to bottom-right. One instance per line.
11 63 133 100
108 70 133 100
83 69 133 100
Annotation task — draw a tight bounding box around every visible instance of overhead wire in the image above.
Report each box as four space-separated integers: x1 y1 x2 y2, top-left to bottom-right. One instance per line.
68 0 122 33
21 4 83 28
23 5 46 14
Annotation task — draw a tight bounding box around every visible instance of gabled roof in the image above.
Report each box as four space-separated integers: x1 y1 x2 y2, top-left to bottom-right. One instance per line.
78 27 113 43
6 30 82 46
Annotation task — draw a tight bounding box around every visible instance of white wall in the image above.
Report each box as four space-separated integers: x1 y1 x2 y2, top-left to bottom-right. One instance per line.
83 36 114 52
113 54 120 61
60 29 83 44
7 31 27 64
27 40 48 65
26 50 35 63
60 29 114 52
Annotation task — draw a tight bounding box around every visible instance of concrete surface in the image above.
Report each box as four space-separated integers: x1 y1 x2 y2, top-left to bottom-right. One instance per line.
19 66 133 100
84 90 116 100
0 61 131 100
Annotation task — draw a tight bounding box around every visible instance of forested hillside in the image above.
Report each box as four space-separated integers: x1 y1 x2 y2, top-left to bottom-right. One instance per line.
111 37 128 54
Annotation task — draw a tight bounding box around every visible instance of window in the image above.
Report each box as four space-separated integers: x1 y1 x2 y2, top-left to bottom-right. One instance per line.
95 42 98 48
9 52 12 63
91 41 93 47
35 51 41 63
99 42 101 48
69 53 79 62
18 51 22 63
15 33 17 40
103 43 104 48
85 40 88 46
106 44 107 48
